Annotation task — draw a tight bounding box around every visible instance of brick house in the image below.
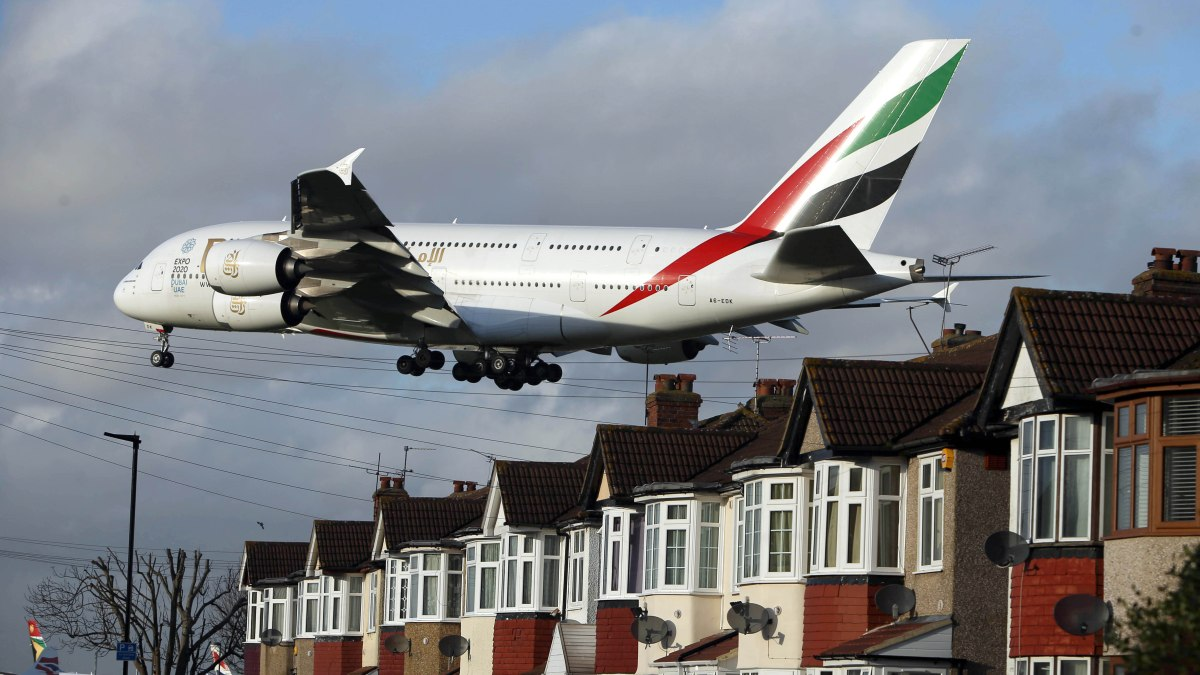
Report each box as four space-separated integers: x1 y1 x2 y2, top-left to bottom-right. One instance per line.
297 520 377 675
242 541 309 675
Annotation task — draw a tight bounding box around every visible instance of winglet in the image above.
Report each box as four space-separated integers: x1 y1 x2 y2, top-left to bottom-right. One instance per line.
933 282 958 313
327 148 365 186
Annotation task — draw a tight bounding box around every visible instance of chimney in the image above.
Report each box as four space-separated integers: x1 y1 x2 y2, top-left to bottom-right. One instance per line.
452 480 464 493
750 378 795 420
373 474 409 519
931 323 985 352
646 373 703 428
1132 247 1200 298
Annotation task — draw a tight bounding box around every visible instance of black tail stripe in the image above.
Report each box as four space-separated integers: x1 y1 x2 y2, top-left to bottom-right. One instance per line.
786 145 919 231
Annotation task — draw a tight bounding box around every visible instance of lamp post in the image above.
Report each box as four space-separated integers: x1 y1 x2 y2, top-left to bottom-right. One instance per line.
104 432 140 675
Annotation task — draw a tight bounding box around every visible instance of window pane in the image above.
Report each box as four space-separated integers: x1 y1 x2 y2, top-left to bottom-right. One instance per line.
1062 454 1091 538
1103 451 1114 537
932 497 943 563
665 529 686 585
1117 447 1132 530
541 558 559 606
544 535 561 556
1033 663 1050 675
447 573 462 618
1060 661 1088 675
1038 419 1057 450
521 561 533 605
1019 457 1034 539
768 510 793 573
480 567 497 610
699 525 719 588
667 504 687 520
879 465 901 496
423 554 440 571
827 466 840 496
846 503 863 565
609 541 620 592
849 468 863 493
921 498 933 566
612 516 622 532
1064 416 1091 450
824 502 839 568
644 528 659 590
1136 444 1150 528
1135 403 1148 435
1035 455 1057 539
750 509 761 577
1022 420 1034 455
770 482 794 500
921 462 931 490
877 500 899 567
422 577 438 615
934 461 945 490
1164 397 1200 435
1118 407 1130 437
482 543 499 562
627 514 644 594
701 502 720 523
466 566 476 613
505 560 517 607
1164 447 1197 521
524 537 536 554
348 593 362 632
1103 414 1114 450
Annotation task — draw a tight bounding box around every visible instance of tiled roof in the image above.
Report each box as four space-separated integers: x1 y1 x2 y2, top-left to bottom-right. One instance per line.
818 615 952 658
1012 288 1200 396
912 333 998 368
895 390 979 446
690 418 787 483
654 630 738 664
242 541 308 585
312 520 375 572
696 405 770 431
496 460 587 526
594 425 758 497
806 359 984 448
380 493 487 550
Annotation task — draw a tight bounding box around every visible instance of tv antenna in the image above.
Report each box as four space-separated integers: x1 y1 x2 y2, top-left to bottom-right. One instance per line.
721 330 798 382
931 244 993 334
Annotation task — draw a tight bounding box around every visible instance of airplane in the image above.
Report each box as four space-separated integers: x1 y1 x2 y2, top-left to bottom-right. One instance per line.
27 619 46 662
19 646 59 675
114 38 1022 390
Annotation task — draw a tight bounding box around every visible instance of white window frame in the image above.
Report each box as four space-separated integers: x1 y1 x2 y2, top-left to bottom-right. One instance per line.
498 530 560 612
541 535 563 608
918 454 945 571
346 576 363 633
808 461 903 575
639 497 723 593
246 589 262 642
1060 414 1094 540
1100 413 1114 538
697 502 720 590
367 573 377 633
265 586 291 640
1015 414 1099 543
405 551 463 621
741 477 801 582
300 579 319 636
733 496 745 591
601 508 636 599
466 540 500 615
567 529 588 608
383 558 408 625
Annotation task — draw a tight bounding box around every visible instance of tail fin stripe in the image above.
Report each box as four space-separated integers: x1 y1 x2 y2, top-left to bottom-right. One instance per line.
792 146 918 230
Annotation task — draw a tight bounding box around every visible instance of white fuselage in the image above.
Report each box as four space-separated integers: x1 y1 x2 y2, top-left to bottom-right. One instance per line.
114 220 915 353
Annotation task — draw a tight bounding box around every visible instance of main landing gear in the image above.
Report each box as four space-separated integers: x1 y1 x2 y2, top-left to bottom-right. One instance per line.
149 328 175 368
452 350 562 391
395 344 446 377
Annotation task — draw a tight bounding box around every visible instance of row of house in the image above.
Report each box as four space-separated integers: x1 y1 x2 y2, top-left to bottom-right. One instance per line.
240 247 1200 675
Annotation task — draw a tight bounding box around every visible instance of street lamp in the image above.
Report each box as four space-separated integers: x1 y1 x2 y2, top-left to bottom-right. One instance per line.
103 432 140 675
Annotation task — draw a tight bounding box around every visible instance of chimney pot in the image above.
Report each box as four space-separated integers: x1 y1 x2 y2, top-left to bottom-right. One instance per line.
954 323 966 335
1152 247 1177 270
1179 249 1200 273
677 373 697 392
654 374 677 392
942 328 956 337
465 481 477 492
965 329 982 336
778 379 797 396
380 476 390 490
452 480 463 493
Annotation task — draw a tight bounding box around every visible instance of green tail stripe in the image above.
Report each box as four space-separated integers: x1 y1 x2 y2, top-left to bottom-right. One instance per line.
839 45 965 158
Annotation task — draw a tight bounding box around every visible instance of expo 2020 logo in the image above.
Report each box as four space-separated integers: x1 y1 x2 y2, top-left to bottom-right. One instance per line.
181 238 196 254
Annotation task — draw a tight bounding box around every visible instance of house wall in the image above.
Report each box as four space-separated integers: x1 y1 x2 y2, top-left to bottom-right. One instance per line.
377 626 406 675
1104 535 1200 653
801 578 892 667
294 637 315 675
313 636 362 675
243 643 260 675
361 630 379 668
595 599 640 674
403 621 463 675
734 580 805 671
493 614 557 675
639 594 723 673
905 454 956 616
1008 547 1103 658
458 616 495 675
260 644 294 675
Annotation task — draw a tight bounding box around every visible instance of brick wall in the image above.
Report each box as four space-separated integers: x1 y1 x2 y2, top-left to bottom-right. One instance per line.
594 602 639 674
492 615 557 675
244 643 261 675
313 636 363 675
802 580 891 667
1009 549 1104 657
377 627 406 675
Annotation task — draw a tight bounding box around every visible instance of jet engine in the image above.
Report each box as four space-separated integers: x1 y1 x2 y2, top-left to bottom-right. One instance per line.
212 292 311 331
205 239 309 296
616 339 709 364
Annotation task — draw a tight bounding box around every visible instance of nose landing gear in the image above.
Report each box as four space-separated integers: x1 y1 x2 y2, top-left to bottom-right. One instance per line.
149 327 175 368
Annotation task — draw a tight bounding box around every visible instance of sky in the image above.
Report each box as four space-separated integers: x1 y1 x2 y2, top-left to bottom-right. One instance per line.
2 0 1199 670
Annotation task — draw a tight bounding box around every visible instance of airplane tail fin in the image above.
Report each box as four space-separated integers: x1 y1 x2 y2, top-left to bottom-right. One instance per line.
733 39 969 249
28 619 46 662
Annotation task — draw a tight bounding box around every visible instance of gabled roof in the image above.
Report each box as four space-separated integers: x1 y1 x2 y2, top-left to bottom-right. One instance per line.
695 405 770 431
804 358 984 449
587 425 758 501
1009 288 1200 397
494 460 587 527
380 493 487 550
242 541 308 586
690 417 788 484
818 615 952 659
654 630 738 664
312 520 375 572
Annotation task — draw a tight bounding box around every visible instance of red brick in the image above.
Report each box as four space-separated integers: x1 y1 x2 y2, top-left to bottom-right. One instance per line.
243 643 261 675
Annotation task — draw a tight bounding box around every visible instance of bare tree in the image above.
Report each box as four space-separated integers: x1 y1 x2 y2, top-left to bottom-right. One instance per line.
26 549 245 675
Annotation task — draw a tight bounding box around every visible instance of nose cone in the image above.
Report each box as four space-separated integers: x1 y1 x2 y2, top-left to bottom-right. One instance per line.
113 272 138 319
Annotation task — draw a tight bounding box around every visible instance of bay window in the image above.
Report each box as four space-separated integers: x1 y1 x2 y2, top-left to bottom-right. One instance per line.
301 580 319 635
918 456 944 570
639 497 723 592
809 461 903 575
499 531 561 612
264 587 290 639
1110 396 1200 533
1016 414 1097 542
383 558 408 624
465 541 500 614
404 551 463 621
601 509 643 598
741 476 801 581
347 577 363 632
567 530 587 607
541 536 562 607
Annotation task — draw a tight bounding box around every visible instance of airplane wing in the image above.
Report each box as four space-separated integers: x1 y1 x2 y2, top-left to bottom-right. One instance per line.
752 224 874 285
282 150 465 334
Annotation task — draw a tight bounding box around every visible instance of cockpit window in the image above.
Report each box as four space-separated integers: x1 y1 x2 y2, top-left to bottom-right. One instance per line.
136 262 142 270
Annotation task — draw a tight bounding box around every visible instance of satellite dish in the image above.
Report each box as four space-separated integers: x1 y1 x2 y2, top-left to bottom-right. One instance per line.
984 530 1030 567
630 615 672 646
383 635 411 654
1054 594 1111 635
727 602 776 636
259 628 282 646
874 584 916 619
438 635 470 658
659 621 677 649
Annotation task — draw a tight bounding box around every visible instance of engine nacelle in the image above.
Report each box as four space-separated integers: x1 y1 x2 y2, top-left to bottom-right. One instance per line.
616 339 707 364
205 239 308 296
212 292 310 331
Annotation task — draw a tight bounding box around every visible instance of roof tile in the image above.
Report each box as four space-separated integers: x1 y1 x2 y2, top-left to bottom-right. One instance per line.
313 520 375 572
381 493 487 550
496 461 587 526
243 541 308 585
595 426 758 497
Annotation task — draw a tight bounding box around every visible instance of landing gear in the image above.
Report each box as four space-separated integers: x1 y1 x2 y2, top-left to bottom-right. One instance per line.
149 329 174 368
396 344 446 378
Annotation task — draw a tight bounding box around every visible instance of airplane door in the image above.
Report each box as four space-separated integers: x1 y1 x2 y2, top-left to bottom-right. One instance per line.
151 263 167 291
523 233 547 262
626 235 652 265
570 271 587 302
677 275 696 306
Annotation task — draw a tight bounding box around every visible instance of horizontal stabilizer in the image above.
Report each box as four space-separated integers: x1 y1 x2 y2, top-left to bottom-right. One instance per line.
918 274 1044 282
835 282 960 310
770 317 809 335
753 224 874 284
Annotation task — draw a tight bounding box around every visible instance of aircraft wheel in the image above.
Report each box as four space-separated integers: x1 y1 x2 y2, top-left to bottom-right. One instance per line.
397 355 416 375
494 377 510 390
509 381 524 391
531 362 549 381
150 350 165 367
414 348 433 369
452 362 469 381
162 352 175 368
466 373 482 384
505 356 520 375
527 374 544 386
429 351 446 370
487 353 508 377
412 365 426 377
547 363 563 382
